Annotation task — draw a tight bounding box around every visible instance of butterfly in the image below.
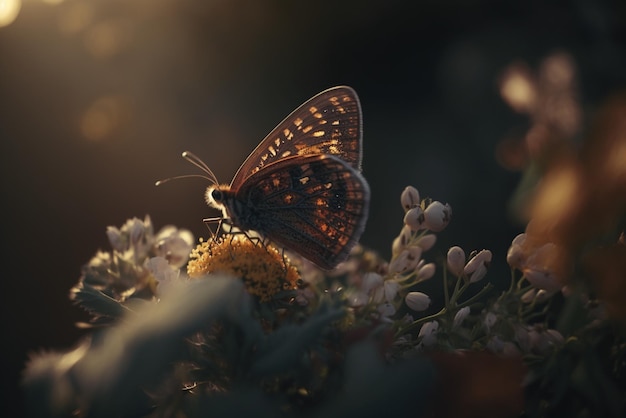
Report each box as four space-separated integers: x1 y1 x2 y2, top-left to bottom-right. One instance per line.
169 86 370 270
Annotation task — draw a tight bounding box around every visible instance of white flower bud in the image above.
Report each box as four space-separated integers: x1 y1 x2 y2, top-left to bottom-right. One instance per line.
423 201 452 232
146 256 180 295
155 226 195 268
128 218 146 246
389 250 410 274
526 242 558 266
404 206 425 231
392 225 412 256
146 256 178 282
405 291 431 311
483 311 497 330
361 272 384 292
416 262 436 281
377 302 396 318
389 247 421 274
446 246 466 276
373 280 400 304
106 226 124 251
464 249 492 283
511 233 526 246
453 306 470 328
407 245 423 266
506 233 527 269
400 186 420 211
523 268 562 292
418 321 439 346
415 233 437 251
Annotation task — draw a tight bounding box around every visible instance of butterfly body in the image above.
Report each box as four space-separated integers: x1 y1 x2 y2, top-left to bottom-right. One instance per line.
189 86 369 270
207 153 369 270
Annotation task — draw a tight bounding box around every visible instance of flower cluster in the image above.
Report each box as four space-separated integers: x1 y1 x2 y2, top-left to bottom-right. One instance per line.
23 175 626 418
70 216 194 322
187 234 300 303
342 187 447 322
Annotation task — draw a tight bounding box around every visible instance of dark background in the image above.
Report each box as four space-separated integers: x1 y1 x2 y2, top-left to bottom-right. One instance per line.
1 0 624 416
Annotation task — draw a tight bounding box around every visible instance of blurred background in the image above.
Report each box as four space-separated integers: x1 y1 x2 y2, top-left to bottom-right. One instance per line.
1 0 625 416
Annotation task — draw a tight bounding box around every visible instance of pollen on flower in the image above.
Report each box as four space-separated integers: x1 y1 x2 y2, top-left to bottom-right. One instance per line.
187 235 300 302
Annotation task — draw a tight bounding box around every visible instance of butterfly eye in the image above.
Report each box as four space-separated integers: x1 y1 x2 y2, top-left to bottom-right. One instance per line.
211 189 224 202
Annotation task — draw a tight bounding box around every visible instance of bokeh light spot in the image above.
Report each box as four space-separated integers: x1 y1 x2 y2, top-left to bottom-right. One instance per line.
499 65 536 113
80 96 130 142
0 0 21 28
84 19 131 59
58 2 94 35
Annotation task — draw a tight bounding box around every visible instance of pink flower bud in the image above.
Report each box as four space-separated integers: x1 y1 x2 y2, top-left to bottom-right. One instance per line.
106 226 124 251
464 249 492 283
453 306 470 328
392 225 412 256
423 201 452 232
416 262 436 281
523 268 562 292
405 291 431 311
400 186 420 211
361 272 383 293
404 206 425 231
377 302 396 318
389 247 421 274
415 234 437 251
446 246 466 276
506 233 527 269
418 321 439 346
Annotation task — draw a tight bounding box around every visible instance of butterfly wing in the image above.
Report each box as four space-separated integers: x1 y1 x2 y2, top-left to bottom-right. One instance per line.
237 154 369 270
230 86 362 191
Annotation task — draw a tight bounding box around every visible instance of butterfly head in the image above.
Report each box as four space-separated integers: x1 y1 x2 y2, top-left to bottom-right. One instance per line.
205 184 232 218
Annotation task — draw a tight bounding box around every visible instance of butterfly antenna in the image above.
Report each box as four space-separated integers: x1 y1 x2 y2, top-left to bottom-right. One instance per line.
155 151 219 186
155 174 213 186
182 151 220 185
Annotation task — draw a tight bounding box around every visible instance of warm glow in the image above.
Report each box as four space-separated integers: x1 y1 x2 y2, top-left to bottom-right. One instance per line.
0 0 21 28
499 65 537 113
533 165 580 224
80 96 128 141
58 2 94 34
605 136 626 180
540 53 575 88
84 20 130 59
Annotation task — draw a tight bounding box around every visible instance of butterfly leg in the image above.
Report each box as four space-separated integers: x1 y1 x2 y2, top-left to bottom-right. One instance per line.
279 247 290 274
202 216 224 243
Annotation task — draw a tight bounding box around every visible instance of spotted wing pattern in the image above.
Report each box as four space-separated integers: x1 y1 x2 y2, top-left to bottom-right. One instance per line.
232 154 370 270
230 86 362 191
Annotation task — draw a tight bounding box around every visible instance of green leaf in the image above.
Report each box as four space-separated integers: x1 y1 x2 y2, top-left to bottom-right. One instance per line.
314 341 436 418
23 276 247 418
250 301 345 378
69 282 131 319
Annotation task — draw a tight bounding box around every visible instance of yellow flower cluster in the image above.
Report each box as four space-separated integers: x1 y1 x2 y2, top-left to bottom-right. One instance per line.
187 234 300 302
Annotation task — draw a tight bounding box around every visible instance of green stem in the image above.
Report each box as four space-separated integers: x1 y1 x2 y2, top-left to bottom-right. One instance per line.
443 267 451 306
395 307 447 338
455 283 494 310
